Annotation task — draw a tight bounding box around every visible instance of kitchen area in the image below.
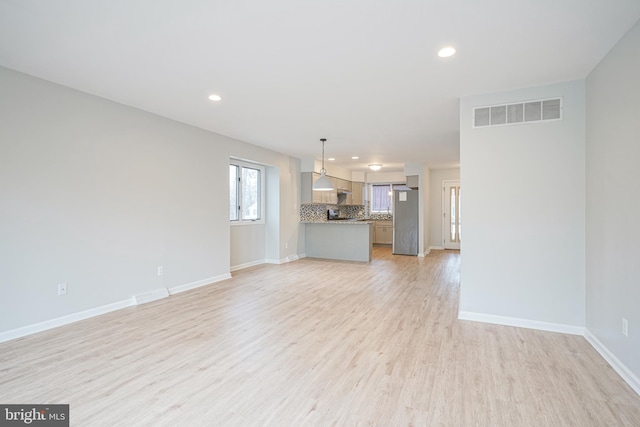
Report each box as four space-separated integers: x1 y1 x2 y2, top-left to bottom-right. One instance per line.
300 172 419 262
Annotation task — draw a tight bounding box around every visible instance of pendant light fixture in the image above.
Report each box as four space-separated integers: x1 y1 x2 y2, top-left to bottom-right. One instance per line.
312 138 334 191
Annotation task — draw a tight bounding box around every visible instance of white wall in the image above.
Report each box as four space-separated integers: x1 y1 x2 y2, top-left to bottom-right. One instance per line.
0 67 301 335
230 161 301 269
301 159 352 181
586 20 640 379
459 80 586 331
351 171 365 183
230 224 265 269
429 168 460 249
366 171 406 184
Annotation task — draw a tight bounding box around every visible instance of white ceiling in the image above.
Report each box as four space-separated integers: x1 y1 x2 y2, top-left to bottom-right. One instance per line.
2 1 640 172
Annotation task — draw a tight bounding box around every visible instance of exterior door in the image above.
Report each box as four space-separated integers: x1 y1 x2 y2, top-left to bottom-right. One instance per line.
443 181 461 250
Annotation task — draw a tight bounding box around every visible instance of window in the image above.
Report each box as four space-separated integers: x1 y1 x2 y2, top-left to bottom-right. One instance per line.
370 183 408 213
450 185 461 242
371 184 392 213
229 159 265 224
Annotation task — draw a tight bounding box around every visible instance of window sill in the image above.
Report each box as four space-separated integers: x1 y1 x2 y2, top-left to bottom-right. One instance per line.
230 220 265 226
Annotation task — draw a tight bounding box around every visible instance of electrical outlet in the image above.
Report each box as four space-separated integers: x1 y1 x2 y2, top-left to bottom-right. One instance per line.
622 318 628 337
157 266 164 276
58 283 67 296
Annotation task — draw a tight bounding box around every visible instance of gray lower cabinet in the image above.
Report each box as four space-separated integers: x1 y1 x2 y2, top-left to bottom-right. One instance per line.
305 222 373 262
374 221 393 244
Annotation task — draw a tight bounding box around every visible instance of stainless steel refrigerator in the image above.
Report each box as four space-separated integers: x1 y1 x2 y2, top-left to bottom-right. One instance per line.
392 189 419 255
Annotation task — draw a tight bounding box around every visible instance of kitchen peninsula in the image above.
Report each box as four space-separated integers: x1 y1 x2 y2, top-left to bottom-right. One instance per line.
303 220 374 262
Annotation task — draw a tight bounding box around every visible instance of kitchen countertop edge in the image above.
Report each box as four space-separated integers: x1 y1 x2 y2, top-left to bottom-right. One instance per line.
301 220 375 225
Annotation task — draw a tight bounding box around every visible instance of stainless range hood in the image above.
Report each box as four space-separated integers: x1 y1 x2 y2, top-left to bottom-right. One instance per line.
336 183 352 205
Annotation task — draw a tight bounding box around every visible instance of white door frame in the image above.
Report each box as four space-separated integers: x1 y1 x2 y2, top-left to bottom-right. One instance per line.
442 180 461 250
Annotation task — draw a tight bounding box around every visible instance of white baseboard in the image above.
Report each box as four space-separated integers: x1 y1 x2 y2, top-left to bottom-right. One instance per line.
429 246 445 251
168 273 231 294
134 287 169 305
585 329 640 396
230 259 264 272
229 254 304 272
266 254 301 265
0 298 134 343
0 274 233 343
458 311 584 336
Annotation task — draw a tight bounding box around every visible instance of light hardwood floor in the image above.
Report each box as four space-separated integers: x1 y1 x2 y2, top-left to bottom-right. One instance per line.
1 248 639 426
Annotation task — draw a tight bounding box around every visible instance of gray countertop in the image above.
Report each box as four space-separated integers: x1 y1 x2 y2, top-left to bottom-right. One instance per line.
301 220 374 224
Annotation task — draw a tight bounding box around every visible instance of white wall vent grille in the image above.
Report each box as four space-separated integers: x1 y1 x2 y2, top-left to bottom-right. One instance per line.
473 97 562 128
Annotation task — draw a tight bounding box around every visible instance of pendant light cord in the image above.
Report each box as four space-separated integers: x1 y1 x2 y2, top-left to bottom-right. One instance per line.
320 138 327 173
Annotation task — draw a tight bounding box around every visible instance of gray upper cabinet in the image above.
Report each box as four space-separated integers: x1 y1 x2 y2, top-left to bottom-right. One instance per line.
301 172 313 203
301 172 336 204
301 172 364 205
336 178 353 205
406 175 419 189
325 176 338 204
351 182 363 205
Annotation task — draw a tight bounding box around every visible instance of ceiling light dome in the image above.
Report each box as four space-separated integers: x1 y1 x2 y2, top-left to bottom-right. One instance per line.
437 47 456 58
369 164 382 171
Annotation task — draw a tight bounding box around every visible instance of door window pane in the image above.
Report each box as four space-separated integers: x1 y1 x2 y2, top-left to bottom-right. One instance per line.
450 186 461 243
458 188 461 241
450 187 457 242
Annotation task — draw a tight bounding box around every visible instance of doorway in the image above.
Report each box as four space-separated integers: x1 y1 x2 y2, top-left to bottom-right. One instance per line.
443 181 461 250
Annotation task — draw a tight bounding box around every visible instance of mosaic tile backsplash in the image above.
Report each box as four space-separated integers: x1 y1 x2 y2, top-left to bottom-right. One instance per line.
300 204 392 222
368 212 394 220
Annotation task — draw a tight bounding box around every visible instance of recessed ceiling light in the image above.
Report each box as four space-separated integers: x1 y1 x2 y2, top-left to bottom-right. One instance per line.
208 94 222 101
369 164 382 171
352 156 359 160
437 47 456 58
328 157 335 161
